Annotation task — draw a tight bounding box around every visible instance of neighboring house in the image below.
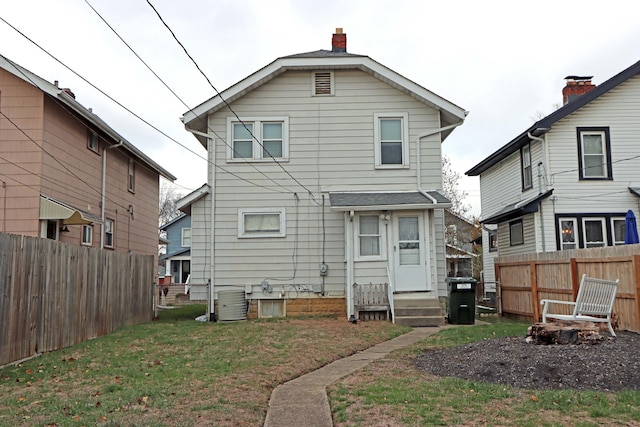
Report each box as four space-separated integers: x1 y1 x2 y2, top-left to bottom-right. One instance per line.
159 213 191 285
180 29 467 324
0 54 175 257
467 61 640 284
444 209 479 279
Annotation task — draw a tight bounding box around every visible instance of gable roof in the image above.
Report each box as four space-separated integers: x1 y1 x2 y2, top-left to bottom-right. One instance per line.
0 54 176 181
159 213 188 231
182 49 467 147
466 59 640 176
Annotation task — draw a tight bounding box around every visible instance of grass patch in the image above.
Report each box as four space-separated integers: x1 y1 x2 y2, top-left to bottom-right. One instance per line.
328 320 640 427
0 306 408 426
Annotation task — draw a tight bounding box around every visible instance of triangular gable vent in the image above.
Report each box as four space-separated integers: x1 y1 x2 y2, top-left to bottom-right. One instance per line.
314 72 333 95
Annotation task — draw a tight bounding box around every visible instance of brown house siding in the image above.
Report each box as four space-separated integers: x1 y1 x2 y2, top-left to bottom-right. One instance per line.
0 64 166 258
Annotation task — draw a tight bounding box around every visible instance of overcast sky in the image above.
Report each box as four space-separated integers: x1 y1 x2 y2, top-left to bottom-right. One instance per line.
2 0 639 217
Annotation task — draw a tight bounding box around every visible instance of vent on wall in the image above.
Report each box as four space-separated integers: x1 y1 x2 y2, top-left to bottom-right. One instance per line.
314 71 333 96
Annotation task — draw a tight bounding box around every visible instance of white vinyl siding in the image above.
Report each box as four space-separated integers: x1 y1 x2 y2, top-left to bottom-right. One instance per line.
195 68 446 295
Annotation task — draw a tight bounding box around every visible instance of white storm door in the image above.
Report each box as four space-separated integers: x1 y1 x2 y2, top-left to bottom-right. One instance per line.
394 214 427 292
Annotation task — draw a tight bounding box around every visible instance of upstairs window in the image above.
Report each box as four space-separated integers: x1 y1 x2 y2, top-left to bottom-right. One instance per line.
521 144 532 190
104 218 114 248
374 113 409 168
181 227 192 247
577 127 612 180
128 159 135 193
312 71 334 96
88 131 100 153
228 117 289 161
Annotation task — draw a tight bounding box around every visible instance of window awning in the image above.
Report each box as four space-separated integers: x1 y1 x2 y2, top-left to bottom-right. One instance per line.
39 195 103 225
328 191 451 211
481 189 554 225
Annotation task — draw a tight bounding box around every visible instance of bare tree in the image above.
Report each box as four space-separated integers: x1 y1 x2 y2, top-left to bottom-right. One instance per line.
159 180 183 227
442 155 470 217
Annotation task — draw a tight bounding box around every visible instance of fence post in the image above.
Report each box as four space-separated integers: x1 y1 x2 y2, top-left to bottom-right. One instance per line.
570 257 579 298
530 261 539 322
634 255 640 332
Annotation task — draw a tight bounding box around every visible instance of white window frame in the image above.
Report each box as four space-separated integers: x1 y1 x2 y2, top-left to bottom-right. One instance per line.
611 217 626 246
355 214 387 261
181 227 192 247
579 130 608 179
374 112 409 168
128 159 135 193
226 117 289 161
312 71 334 96
521 144 532 190
104 218 114 248
88 131 100 153
582 217 606 248
238 208 286 238
82 224 92 246
509 220 524 246
558 217 578 250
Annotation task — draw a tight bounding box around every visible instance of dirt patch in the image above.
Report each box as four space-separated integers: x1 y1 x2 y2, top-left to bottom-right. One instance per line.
415 331 640 392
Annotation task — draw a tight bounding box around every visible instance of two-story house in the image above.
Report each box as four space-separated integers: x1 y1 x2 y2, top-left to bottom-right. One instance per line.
0 54 175 257
180 29 467 324
160 213 192 285
467 60 640 284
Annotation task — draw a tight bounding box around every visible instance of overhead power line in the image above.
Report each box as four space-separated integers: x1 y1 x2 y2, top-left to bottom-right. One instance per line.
0 15 290 195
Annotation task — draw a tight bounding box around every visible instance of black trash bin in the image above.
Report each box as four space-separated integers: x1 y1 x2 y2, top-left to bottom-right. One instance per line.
446 277 477 324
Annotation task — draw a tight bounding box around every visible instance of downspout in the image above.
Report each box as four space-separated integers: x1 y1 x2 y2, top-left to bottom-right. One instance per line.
528 132 547 252
416 121 464 189
101 140 124 248
346 211 354 320
185 126 216 321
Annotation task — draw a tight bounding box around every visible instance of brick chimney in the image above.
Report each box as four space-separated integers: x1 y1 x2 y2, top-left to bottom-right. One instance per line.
331 28 346 53
562 76 595 105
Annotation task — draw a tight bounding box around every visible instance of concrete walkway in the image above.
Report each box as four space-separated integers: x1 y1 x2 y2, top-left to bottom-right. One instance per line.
263 326 442 427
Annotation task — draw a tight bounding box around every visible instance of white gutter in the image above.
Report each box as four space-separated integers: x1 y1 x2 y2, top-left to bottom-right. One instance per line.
417 121 464 189
345 211 355 320
185 126 217 321
101 140 124 248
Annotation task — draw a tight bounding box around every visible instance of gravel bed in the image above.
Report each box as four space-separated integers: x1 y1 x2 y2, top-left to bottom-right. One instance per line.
414 331 640 392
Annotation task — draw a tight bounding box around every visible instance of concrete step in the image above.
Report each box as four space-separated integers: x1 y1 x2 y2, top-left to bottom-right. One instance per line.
394 306 442 317
395 315 445 327
393 297 440 308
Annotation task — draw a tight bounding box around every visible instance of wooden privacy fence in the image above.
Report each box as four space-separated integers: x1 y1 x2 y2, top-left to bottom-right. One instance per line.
495 244 640 333
0 233 154 367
